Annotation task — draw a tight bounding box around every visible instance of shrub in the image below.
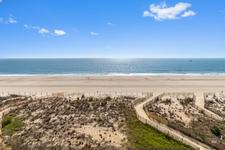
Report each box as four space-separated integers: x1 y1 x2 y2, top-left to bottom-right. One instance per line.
2 115 13 128
2 115 23 136
105 96 111 101
211 126 221 137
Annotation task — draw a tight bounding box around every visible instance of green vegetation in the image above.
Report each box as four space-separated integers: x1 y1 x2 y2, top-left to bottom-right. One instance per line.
211 125 221 138
2 114 23 136
126 110 193 150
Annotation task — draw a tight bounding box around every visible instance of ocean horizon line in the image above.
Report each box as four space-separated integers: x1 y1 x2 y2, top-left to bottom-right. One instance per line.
1 73 225 77
1 58 225 59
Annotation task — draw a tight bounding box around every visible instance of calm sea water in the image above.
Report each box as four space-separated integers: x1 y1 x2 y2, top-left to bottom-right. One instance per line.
0 58 225 76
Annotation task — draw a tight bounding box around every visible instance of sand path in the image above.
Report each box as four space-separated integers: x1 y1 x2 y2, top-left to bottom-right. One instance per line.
134 93 213 150
195 92 223 121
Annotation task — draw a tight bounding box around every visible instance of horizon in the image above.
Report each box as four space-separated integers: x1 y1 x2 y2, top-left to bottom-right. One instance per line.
1 0 225 58
2 57 225 59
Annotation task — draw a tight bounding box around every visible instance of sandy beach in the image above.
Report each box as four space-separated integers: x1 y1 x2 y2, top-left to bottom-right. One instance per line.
0 75 225 94
1 75 225 150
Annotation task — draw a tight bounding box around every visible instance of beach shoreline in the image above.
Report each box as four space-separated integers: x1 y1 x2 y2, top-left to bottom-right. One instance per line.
0 75 225 94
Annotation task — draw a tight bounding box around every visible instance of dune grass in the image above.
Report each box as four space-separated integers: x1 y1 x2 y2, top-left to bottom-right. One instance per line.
1 109 193 150
2 114 23 136
126 110 193 150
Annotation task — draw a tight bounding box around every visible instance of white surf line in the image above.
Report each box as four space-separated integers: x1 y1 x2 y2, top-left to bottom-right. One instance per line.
134 93 213 150
195 92 223 121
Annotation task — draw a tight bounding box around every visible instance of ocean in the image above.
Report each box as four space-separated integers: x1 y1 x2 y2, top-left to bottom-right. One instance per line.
0 58 225 76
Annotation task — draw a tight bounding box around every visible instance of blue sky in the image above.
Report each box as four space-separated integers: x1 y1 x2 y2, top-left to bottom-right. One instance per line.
0 0 225 58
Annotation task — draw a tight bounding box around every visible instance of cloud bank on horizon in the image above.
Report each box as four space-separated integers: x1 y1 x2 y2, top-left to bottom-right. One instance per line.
143 2 196 20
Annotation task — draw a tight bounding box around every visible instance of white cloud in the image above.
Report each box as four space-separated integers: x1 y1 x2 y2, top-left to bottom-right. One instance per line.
24 24 29 28
38 28 49 34
143 2 196 21
24 25 66 37
90 32 99 36
24 24 40 30
107 22 116 26
24 24 50 35
143 11 151 17
8 17 17 24
54 29 66 36
1 16 17 24
182 10 196 17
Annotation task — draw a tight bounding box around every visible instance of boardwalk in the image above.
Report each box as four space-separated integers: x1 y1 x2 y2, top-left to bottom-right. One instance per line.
195 92 223 121
134 93 213 150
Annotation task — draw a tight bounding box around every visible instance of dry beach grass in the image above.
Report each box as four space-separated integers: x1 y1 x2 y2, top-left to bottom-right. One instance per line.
144 93 225 150
0 94 192 150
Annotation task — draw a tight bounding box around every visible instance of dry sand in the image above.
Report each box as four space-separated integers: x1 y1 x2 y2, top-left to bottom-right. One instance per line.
1 75 225 108
76 125 126 147
0 76 225 94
